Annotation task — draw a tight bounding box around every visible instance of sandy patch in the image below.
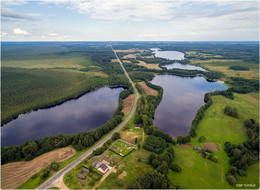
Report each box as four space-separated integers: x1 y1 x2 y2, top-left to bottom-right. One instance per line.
204 143 218 151
120 131 140 144
137 60 162 70
111 59 119 63
123 54 137 59
123 60 131 63
118 171 127 179
122 94 134 114
180 144 192 149
138 82 158 96
1 147 75 189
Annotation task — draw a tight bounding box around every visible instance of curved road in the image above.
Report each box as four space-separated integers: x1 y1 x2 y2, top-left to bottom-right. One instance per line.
38 46 139 189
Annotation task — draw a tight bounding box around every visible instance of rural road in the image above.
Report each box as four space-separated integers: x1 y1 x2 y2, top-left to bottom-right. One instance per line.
37 46 139 189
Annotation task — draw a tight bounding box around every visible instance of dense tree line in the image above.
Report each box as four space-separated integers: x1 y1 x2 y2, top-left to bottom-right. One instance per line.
227 77 259 94
188 92 213 137
142 135 167 154
224 119 259 185
129 147 179 189
1 87 132 164
229 66 249 71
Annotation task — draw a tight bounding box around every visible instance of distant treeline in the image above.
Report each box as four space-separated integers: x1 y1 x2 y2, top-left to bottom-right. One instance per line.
229 66 249 71
224 119 259 186
226 77 259 94
1 87 134 165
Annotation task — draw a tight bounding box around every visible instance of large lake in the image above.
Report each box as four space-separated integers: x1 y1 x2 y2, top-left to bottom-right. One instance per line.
151 75 227 137
1 87 123 146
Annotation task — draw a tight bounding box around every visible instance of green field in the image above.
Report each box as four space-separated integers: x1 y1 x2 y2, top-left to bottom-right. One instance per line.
168 93 259 189
97 149 153 189
110 140 136 156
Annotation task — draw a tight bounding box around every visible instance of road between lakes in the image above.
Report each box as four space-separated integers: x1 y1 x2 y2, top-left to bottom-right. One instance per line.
37 47 139 189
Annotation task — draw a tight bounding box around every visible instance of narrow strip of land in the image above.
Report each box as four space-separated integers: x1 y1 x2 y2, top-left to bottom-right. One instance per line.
37 46 139 189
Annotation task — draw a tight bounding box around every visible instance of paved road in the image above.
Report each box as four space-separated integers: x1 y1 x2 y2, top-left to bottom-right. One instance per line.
37 46 139 189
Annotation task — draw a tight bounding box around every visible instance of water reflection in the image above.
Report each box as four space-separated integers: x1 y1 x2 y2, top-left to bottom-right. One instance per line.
151 75 227 137
1 87 123 146
162 62 207 72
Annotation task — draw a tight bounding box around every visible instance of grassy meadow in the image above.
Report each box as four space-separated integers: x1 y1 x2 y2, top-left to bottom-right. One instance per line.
169 92 259 189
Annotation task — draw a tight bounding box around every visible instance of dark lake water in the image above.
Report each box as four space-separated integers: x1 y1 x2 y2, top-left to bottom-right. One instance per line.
151 75 227 137
162 62 207 71
1 87 123 146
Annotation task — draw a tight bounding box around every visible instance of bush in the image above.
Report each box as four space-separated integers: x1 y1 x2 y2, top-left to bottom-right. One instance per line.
170 163 182 172
224 106 238 118
237 169 247 177
226 174 236 186
142 135 167 154
41 168 50 179
50 161 59 171
112 132 121 140
198 136 206 143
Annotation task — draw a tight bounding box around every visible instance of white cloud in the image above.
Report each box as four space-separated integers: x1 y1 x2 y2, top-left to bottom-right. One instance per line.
48 32 57 36
1 32 8 36
1 0 27 6
138 34 168 37
13 28 28 35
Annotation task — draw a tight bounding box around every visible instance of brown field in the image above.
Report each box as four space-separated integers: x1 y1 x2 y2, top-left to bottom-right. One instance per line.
180 144 192 149
137 60 162 70
123 60 131 63
120 131 140 144
138 82 158 96
122 94 134 114
1 147 75 189
122 54 137 59
111 59 119 63
204 143 218 151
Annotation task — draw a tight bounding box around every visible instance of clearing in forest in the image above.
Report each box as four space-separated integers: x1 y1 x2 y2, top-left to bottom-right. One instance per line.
1 147 75 189
137 60 162 70
120 131 140 144
122 94 134 114
138 82 158 96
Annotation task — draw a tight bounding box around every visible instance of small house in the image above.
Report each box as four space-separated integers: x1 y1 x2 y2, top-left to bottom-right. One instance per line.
77 173 86 179
98 163 109 173
82 168 90 174
194 146 202 151
91 160 98 167
135 125 140 129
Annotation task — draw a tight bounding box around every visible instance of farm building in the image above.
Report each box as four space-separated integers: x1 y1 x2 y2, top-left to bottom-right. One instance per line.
91 160 98 167
98 163 109 173
82 168 89 174
77 173 86 179
194 146 202 151
135 125 140 128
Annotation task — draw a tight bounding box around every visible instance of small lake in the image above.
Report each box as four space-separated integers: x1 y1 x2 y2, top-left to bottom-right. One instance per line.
151 75 227 137
1 87 123 146
162 62 207 71
151 48 207 71
151 48 185 60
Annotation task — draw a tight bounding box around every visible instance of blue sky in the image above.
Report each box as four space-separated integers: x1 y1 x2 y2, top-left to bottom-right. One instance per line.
1 0 259 41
